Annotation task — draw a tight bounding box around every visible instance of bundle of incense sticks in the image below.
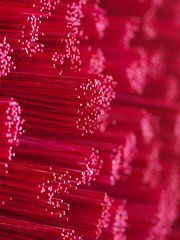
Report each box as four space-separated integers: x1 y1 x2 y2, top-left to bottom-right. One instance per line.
0 0 180 240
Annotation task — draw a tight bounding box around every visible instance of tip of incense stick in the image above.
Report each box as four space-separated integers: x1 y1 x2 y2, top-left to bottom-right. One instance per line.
89 48 105 74
142 142 162 188
148 49 165 78
142 9 157 39
113 202 128 240
165 76 179 103
123 18 140 48
82 3 108 40
141 110 159 145
98 193 112 235
0 97 23 173
126 48 148 94
83 147 102 184
147 167 180 240
0 37 14 78
123 132 137 164
111 145 122 185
